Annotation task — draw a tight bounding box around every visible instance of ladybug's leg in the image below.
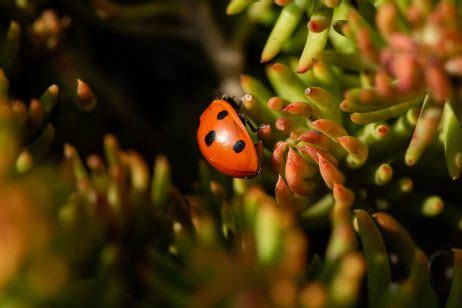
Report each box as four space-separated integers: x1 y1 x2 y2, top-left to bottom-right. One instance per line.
239 113 265 133
221 95 241 111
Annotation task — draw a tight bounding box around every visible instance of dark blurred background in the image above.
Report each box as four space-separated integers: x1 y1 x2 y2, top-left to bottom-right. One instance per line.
0 0 268 192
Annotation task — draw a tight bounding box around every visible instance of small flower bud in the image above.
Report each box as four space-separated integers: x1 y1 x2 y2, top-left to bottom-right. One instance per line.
283 102 314 117
275 117 293 134
268 97 289 111
374 163 393 186
421 196 444 217
16 150 33 173
376 3 399 38
425 62 453 103
275 175 297 209
298 144 338 167
333 183 355 207
311 119 347 140
76 79 97 111
285 148 317 196
337 136 369 168
318 153 345 189
271 141 288 175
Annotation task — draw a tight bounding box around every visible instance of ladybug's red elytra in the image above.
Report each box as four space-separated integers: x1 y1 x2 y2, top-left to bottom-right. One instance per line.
197 96 261 178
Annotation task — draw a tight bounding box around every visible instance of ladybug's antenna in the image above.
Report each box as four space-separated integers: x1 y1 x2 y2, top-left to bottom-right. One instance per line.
221 94 241 111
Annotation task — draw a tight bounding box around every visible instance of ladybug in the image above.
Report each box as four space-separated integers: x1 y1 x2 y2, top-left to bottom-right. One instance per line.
197 95 262 178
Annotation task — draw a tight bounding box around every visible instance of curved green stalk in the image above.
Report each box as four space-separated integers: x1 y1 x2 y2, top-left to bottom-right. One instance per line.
355 210 392 307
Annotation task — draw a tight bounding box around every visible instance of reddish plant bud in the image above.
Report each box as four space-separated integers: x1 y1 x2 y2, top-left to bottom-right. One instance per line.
337 136 369 168
87 154 106 175
64 143 88 183
283 102 314 117
390 53 419 92
274 0 293 6
388 34 418 52
406 5 424 25
275 117 293 134
375 163 393 186
308 20 325 33
376 3 398 38
272 141 288 175
299 144 338 167
376 124 390 138
275 175 297 209
308 10 331 33
311 119 347 139
356 29 378 63
435 2 457 24
375 71 393 97
286 147 317 179
425 62 453 103
333 183 355 207
298 130 328 146
257 124 272 141
127 151 150 192
380 49 394 72
359 89 378 104
268 97 289 111
11 100 27 126
405 102 442 166
339 100 351 112
285 148 317 196
77 79 97 111
318 153 345 189
27 99 44 132
285 171 317 196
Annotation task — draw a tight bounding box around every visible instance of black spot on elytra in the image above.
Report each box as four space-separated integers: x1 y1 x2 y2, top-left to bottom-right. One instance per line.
233 140 246 153
217 110 228 120
205 130 216 146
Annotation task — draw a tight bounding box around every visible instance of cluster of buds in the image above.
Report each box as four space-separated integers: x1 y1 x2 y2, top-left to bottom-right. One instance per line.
239 58 462 231
62 135 185 238
0 72 66 303
29 10 71 50
0 69 58 175
337 1 462 179
240 61 364 212
225 0 462 231
55 136 190 305
226 0 461 179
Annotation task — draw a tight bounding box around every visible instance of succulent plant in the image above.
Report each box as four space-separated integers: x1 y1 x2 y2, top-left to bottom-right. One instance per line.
0 0 461 307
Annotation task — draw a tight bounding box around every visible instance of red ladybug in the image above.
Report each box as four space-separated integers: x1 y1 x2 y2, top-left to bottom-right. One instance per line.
197 96 261 178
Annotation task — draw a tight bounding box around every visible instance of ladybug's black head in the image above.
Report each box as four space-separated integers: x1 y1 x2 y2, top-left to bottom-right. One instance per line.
221 94 240 111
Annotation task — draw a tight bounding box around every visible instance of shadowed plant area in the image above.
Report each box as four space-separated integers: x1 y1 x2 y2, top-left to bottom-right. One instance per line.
0 0 461 307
